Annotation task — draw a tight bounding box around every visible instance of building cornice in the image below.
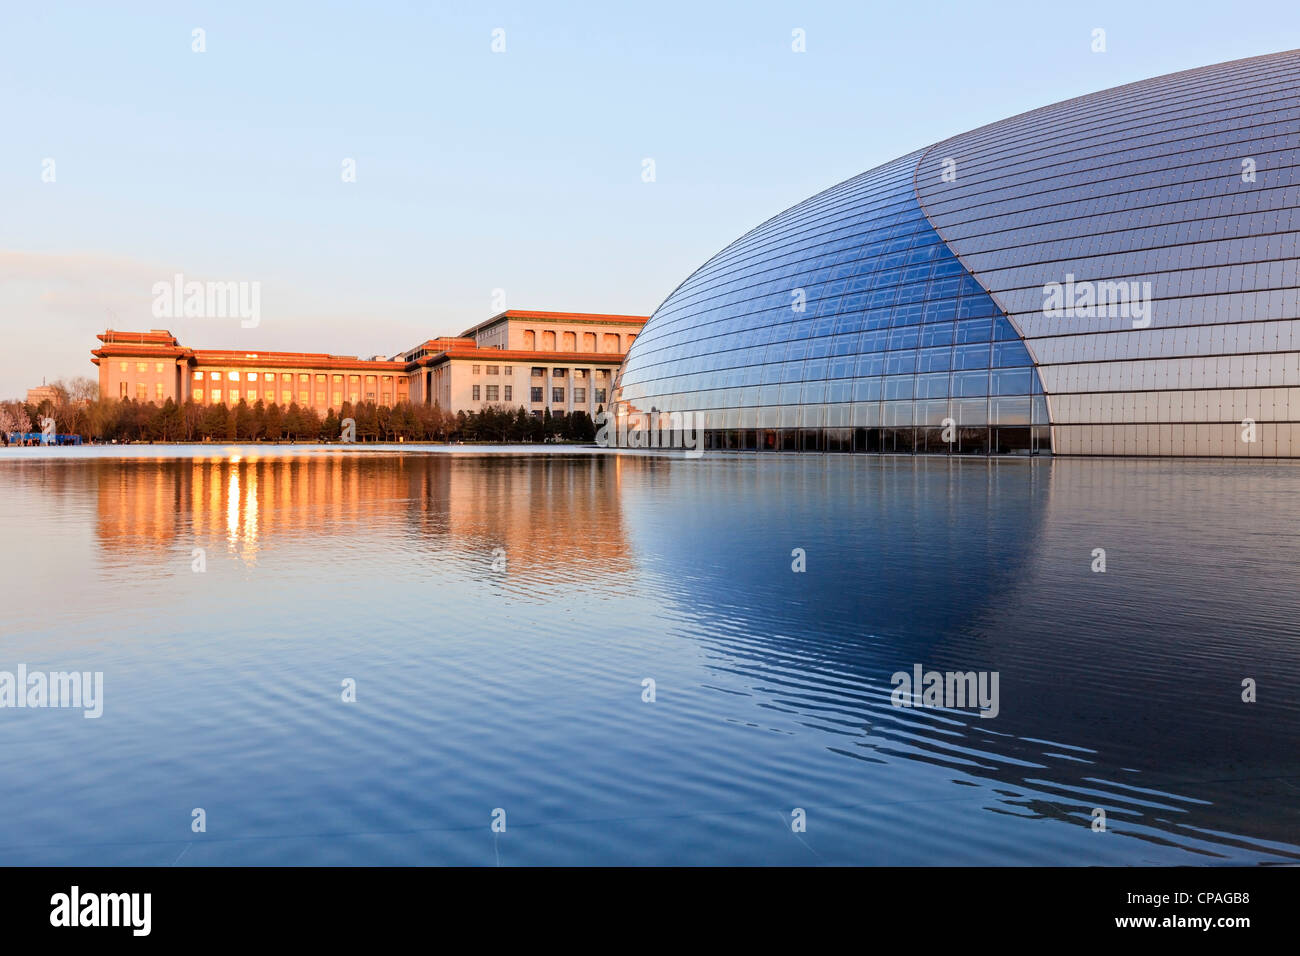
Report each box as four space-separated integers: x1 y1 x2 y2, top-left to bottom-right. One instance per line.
422 349 627 367
457 310 648 338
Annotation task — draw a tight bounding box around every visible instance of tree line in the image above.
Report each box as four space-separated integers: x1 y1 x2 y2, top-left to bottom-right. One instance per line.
1 393 601 445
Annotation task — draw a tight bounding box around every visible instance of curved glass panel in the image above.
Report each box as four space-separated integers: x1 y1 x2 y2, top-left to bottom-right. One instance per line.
614 153 1047 454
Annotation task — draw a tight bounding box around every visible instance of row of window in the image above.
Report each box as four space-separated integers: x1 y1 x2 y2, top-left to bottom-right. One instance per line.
119 361 168 374
519 330 634 352
539 368 607 379
190 390 394 406
191 370 407 385
113 362 414 390
470 386 608 404
466 365 614 379
120 382 166 400
121 382 392 406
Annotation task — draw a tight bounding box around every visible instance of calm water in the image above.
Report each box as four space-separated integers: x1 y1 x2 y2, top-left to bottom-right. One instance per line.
0 447 1297 865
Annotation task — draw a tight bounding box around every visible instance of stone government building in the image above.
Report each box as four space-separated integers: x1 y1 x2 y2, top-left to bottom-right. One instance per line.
92 310 646 419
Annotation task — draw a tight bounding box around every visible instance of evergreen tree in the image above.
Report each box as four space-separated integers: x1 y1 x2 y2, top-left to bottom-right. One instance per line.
201 402 230 441
264 403 283 441
234 400 254 441
322 408 340 441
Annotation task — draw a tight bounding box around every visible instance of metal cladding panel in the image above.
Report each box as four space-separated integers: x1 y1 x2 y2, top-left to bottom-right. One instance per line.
915 50 1300 455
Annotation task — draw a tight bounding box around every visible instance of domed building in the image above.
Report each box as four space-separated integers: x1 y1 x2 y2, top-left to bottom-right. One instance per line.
613 50 1300 456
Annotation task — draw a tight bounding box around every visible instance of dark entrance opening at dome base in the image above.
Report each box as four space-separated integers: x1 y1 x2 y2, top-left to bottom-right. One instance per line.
701 427 1049 456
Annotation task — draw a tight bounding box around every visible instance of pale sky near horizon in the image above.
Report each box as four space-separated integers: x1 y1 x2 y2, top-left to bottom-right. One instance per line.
2 0 1298 397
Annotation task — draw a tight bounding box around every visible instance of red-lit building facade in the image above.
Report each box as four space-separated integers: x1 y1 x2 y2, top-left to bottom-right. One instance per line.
92 311 646 417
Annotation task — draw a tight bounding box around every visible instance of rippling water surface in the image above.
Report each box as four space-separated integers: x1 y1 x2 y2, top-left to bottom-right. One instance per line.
0 447 1297 865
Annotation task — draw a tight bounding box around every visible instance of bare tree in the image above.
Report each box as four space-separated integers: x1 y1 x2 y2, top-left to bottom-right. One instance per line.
41 380 71 405
63 376 99 403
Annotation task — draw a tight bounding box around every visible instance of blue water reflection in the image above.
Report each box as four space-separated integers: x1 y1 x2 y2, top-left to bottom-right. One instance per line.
0 451 1296 864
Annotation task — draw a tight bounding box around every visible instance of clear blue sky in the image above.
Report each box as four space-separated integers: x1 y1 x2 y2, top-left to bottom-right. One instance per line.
2 0 1297 396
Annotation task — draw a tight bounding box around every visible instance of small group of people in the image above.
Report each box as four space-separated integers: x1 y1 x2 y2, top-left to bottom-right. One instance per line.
1 433 83 447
